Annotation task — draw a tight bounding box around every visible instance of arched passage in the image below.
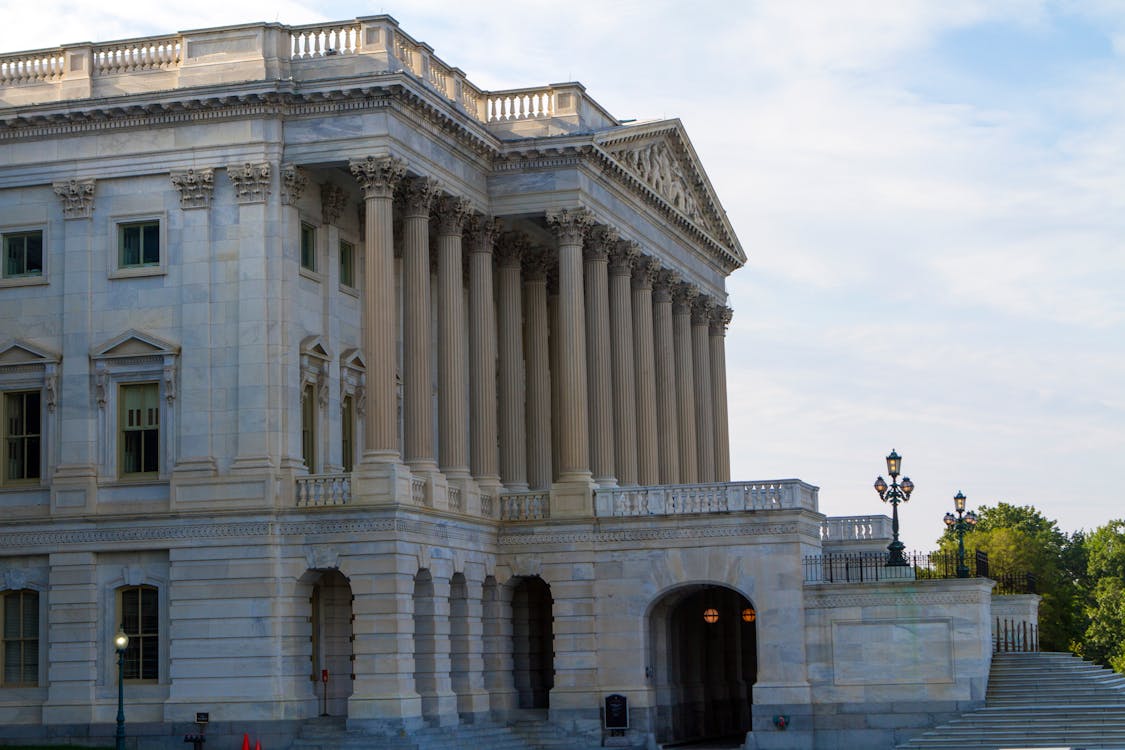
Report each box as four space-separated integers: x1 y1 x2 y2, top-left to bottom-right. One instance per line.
309 569 354 717
648 584 757 745
511 575 554 709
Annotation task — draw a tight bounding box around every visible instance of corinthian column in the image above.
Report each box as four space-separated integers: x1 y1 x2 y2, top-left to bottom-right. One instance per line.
609 241 640 486
584 226 617 487
436 195 472 481
632 256 659 486
496 234 528 491
349 156 406 462
399 176 440 472
673 282 699 483
523 247 553 490
692 297 716 482
467 217 501 495
545 208 595 491
652 268 680 485
711 306 734 481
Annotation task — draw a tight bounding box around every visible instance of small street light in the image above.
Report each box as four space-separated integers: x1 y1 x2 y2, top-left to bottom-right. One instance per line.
114 628 129 750
873 449 914 566
944 490 979 578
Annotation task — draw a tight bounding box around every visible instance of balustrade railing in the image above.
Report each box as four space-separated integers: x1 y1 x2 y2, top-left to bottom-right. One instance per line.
295 473 351 507
0 50 65 85
486 87 554 122
995 617 1039 652
499 491 550 521
480 494 495 519
448 486 463 513
596 480 818 517
289 23 360 59
820 514 892 542
92 37 182 75
411 477 428 507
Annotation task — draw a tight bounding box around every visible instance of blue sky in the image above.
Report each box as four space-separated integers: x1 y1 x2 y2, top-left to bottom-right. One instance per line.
3 1 1121 538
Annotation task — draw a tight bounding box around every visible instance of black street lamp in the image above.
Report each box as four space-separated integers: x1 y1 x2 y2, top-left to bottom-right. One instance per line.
944 491 979 578
114 628 129 750
873 449 914 566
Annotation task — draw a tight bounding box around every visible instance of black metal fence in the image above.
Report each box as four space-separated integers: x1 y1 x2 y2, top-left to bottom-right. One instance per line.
804 550 1036 592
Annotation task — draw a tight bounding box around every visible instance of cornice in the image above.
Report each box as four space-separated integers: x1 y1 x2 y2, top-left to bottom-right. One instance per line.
499 521 798 546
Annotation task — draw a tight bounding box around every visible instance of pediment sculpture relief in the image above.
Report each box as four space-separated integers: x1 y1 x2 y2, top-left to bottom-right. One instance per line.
611 141 708 229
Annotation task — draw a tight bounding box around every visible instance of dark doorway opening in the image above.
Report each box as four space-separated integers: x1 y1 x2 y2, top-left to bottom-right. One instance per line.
511 576 554 709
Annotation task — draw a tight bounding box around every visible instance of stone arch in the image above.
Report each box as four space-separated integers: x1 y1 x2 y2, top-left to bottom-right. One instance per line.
647 582 757 745
509 575 553 710
306 568 354 717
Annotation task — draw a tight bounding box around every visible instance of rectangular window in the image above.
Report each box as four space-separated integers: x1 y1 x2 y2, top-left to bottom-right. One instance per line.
2 590 39 687
339 239 355 288
2 231 43 278
301 384 316 471
120 383 159 477
4 391 41 483
119 586 158 681
300 223 317 272
341 395 354 473
118 220 160 268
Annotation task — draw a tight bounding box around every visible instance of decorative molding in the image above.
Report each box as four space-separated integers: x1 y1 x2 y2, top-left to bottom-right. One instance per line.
350 155 406 200
52 178 95 219
227 161 271 204
280 163 308 205
169 168 214 209
321 182 347 224
806 591 989 609
499 522 798 546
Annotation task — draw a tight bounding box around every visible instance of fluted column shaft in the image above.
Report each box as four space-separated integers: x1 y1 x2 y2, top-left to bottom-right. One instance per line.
523 249 552 490
349 157 406 459
436 196 471 477
673 283 699 483
692 299 716 482
496 236 528 490
546 208 595 481
631 258 659 485
711 307 733 482
609 242 640 486
584 227 616 487
468 218 500 486
400 177 439 469
652 270 680 484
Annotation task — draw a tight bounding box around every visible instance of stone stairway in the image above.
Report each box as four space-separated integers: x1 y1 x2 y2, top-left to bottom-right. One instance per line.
289 714 568 750
896 652 1125 749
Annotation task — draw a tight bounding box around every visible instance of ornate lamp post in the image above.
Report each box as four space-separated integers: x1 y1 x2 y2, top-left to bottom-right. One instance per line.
114 628 129 750
944 490 979 578
873 449 914 566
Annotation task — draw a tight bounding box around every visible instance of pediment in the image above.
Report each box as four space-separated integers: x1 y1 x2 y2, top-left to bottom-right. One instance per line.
340 348 366 371
0 339 59 366
92 330 179 359
301 336 330 361
597 119 746 268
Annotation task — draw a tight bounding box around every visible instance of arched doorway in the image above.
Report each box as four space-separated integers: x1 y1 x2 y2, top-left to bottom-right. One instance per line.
309 569 354 717
511 576 554 709
648 585 757 745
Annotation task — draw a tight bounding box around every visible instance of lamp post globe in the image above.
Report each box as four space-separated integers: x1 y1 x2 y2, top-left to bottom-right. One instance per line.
873 449 914 566
114 628 129 750
943 491 978 578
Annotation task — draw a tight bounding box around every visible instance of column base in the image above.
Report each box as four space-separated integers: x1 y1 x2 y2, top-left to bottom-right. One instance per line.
550 474 596 518
352 455 414 506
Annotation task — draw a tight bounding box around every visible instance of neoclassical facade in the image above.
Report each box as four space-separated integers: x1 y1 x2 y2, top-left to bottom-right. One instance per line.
0 16 1029 750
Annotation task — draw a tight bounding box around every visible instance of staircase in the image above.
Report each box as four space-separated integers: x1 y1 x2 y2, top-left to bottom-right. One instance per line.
289 714 565 750
896 652 1125 749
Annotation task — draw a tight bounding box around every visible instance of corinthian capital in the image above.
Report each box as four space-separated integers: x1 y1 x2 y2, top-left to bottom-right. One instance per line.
281 164 308 205
652 267 680 301
522 245 552 282
584 225 619 262
53 178 96 219
398 176 440 219
710 305 734 334
672 281 699 312
349 155 406 200
321 182 347 224
227 162 272 204
692 295 714 325
631 254 656 289
496 231 529 268
170 168 214 210
545 207 594 245
435 195 472 236
609 239 640 275
466 215 502 254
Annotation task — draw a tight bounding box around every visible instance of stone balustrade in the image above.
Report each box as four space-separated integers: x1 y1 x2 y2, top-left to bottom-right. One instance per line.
0 49 65 85
411 477 428 506
499 491 550 521
595 479 819 517
295 473 351 507
289 22 360 58
485 87 555 122
819 514 892 542
92 36 182 74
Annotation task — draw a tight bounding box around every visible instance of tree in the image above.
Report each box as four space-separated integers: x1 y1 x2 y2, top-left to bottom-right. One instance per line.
1077 520 1125 672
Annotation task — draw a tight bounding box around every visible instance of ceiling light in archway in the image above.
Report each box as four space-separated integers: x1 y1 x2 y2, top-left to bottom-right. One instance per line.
703 607 719 624
742 607 756 623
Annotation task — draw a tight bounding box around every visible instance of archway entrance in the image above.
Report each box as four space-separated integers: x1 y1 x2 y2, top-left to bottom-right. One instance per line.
511 576 554 709
649 585 757 745
310 569 354 716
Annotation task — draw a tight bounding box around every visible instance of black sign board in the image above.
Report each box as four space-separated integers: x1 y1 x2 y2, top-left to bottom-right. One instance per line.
604 693 628 729
195 712 209 724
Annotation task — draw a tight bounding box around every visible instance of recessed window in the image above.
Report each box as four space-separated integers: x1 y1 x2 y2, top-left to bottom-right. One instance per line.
1 589 39 687
301 384 317 471
2 230 43 279
301 222 317 272
118 585 159 681
118 220 160 268
341 395 354 473
339 239 355 288
120 383 159 477
4 391 41 484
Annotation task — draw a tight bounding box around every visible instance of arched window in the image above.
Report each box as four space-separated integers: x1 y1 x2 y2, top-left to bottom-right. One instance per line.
1 589 39 686
118 585 159 681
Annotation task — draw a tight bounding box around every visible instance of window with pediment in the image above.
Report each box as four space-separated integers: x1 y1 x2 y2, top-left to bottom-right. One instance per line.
340 349 366 473
0 340 58 487
300 338 330 473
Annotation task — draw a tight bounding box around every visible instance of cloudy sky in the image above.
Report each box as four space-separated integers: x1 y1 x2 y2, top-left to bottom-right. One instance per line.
3 1 1121 538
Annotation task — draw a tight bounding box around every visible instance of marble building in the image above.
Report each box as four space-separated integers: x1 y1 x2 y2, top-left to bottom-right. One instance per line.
0 16 1033 750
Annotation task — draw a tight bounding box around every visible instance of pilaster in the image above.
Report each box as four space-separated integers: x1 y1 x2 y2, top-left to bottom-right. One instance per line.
43 552 97 724
710 306 733 481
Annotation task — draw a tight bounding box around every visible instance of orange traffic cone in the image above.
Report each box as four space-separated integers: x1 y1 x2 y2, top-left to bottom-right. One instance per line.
241 734 250 750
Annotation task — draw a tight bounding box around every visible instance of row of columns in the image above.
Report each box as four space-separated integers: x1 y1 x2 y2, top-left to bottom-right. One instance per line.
347 156 733 500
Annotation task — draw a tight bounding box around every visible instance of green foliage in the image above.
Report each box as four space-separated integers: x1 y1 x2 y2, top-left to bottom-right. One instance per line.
1075 520 1125 672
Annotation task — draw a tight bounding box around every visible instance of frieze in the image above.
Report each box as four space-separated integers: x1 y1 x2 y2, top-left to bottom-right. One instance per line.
499 522 798 546
806 591 990 609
